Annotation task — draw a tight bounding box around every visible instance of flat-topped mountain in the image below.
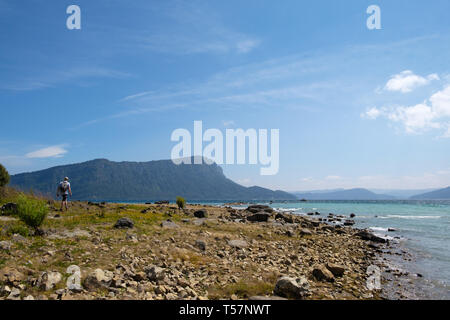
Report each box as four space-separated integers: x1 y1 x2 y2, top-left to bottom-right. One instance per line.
10 158 296 201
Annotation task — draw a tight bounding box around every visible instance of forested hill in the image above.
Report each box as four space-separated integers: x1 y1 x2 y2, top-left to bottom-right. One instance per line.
10 158 296 201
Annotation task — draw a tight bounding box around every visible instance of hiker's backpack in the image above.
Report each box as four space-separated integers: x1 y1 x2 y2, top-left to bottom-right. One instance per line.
58 181 69 194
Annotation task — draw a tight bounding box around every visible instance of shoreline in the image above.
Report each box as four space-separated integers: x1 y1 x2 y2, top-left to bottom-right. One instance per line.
1 201 405 300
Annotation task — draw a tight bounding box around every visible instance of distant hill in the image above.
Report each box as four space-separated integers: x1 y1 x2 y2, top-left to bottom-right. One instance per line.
9 158 296 201
409 187 450 200
369 188 437 199
294 188 397 200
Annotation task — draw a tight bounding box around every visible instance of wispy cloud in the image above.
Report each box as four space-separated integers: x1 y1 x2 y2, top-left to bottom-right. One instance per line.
25 145 68 159
2 66 131 91
134 1 260 55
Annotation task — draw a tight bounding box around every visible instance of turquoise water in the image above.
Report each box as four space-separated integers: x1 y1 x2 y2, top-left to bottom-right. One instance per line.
230 200 450 299
114 199 450 299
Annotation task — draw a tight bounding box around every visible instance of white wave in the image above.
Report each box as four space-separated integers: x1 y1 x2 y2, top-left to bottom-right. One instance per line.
370 227 389 232
383 215 441 220
275 208 298 212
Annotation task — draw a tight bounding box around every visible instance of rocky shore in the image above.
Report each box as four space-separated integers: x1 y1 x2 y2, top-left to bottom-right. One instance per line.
0 201 394 300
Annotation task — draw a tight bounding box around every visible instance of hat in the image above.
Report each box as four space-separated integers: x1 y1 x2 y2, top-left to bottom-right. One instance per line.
64 177 69 181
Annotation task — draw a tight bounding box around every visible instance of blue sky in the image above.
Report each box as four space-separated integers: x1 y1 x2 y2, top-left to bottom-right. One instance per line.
1 0 450 191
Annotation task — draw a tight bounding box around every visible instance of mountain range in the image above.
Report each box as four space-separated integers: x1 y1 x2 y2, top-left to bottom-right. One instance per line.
409 187 450 200
9 158 296 201
8 158 450 201
293 188 396 200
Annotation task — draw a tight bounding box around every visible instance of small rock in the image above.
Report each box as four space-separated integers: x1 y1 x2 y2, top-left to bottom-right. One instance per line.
12 234 26 242
350 213 356 218
273 276 310 299
145 265 165 281
37 271 62 291
161 220 179 229
113 217 134 229
299 228 313 236
0 241 12 251
126 233 138 243
1 203 18 215
84 269 113 290
1 267 25 284
326 263 345 277
24 295 35 300
6 288 21 300
194 209 208 218
194 240 206 251
286 230 294 237
312 265 335 282
228 239 248 249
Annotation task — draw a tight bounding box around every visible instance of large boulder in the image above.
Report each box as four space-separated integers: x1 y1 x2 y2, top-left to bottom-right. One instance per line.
83 269 113 290
275 213 294 223
194 209 208 218
247 212 271 222
113 217 134 229
273 276 310 299
355 230 387 243
37 271 62 291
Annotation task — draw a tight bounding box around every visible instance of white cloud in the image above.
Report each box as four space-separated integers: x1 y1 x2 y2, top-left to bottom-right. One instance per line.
364 85 450 136
385 70 439 93
387 103 440 133
362 107 382 119
25 145 68 159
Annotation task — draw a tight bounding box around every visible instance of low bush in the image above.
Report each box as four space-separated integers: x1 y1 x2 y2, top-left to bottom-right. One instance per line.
176 196 186 209
16 194 48 230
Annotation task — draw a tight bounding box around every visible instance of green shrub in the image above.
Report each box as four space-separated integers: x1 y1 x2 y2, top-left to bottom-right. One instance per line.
16 194 48 230
176 196 186 209
0 163 9 187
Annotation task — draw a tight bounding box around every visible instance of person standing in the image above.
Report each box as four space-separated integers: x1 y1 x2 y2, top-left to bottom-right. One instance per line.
57 177 72 211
